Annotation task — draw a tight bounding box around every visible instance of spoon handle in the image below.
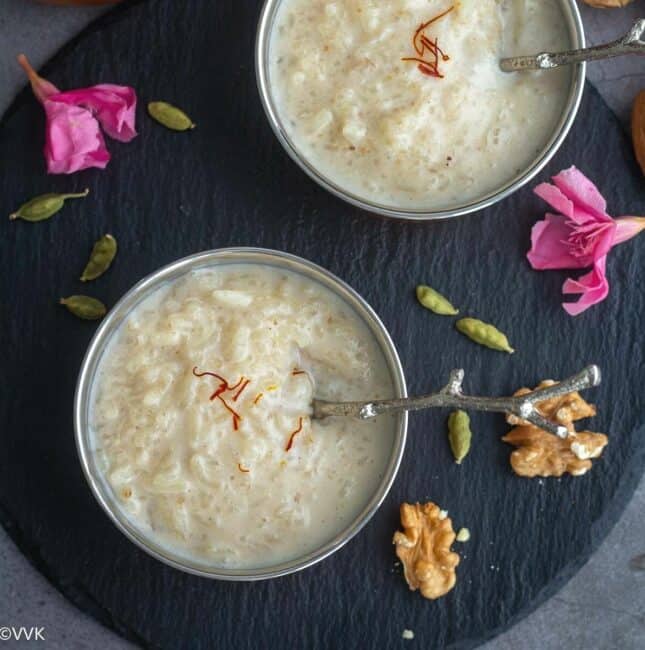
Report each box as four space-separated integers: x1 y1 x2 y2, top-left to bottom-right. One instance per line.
500 19 645 72
312 365 601 438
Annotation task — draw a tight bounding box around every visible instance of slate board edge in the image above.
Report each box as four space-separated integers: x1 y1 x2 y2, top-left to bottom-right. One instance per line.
1 1 643 648
1 0 147 124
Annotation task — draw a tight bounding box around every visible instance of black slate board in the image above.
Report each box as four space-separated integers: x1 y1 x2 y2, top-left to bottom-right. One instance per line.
1 1 644 648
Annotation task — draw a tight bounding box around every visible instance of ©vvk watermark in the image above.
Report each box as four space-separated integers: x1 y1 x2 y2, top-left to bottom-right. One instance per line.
0 627 45 642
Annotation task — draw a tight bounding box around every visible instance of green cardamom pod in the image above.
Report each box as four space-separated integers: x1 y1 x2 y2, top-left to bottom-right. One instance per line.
455 317 514 353
60 295 106 320
147 101 196 131
448 410 472 464
9 189 89 222
81 234 117 282
416 284 459 315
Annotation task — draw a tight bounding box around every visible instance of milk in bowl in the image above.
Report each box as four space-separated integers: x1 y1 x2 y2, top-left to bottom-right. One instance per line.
88 263 399 570
267 0 572 211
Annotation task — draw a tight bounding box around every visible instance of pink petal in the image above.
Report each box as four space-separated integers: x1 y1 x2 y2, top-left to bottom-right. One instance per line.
527 213 589 270
533 182 574 220
561 257 609 316
551 166 611 223
613 216 645 245
43 100 110 174
51 85 137 142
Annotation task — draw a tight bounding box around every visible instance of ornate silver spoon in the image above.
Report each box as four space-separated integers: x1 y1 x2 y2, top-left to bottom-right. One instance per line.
500 19 644 72
312 364 601 439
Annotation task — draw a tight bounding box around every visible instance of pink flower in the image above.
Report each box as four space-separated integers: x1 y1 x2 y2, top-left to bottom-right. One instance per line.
528 166 645 316
44 100 110 174
18 54 137 174
51 86 137 142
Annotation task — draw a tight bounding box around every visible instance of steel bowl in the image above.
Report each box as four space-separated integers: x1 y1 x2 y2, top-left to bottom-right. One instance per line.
74 248 408 580
255 0 585 220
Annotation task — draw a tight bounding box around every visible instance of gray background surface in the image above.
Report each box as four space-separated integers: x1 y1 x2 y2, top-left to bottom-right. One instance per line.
0 1 643 648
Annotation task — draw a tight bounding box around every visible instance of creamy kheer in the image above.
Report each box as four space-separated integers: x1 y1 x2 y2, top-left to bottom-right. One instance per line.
269 0 571 209
90 265 396 568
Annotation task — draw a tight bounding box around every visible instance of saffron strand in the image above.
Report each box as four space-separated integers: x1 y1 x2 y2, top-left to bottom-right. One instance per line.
403 6 453 79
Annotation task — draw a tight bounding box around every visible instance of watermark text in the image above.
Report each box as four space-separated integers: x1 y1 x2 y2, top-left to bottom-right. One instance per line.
0 627 46 642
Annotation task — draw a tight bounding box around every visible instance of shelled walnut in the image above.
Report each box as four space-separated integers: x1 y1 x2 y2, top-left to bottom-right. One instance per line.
502 380 608 477
506 380 597 430
393 502 460 600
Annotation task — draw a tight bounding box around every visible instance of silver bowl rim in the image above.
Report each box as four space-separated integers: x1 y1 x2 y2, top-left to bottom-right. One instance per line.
255 0 586 221
74 247 408 581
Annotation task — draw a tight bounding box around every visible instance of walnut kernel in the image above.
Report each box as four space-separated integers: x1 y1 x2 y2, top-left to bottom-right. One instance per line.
502 381 607 477
505 380 596 430
393 502 460 600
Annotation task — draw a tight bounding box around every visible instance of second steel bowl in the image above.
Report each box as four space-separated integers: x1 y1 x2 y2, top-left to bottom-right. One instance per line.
255 0 586 221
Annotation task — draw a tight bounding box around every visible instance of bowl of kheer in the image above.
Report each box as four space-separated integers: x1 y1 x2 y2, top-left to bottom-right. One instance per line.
256 0 585 219
74 248 407 579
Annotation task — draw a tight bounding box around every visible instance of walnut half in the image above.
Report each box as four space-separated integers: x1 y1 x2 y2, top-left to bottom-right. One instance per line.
393 502 460 600
502 380 608 477
505 380 597 431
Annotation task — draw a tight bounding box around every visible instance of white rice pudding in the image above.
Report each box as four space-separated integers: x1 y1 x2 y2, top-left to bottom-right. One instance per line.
269 0 571 209
90 265 396 568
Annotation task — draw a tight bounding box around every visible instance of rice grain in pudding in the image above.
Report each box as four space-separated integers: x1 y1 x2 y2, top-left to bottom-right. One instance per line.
90 265 395 569
268 0 572 210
